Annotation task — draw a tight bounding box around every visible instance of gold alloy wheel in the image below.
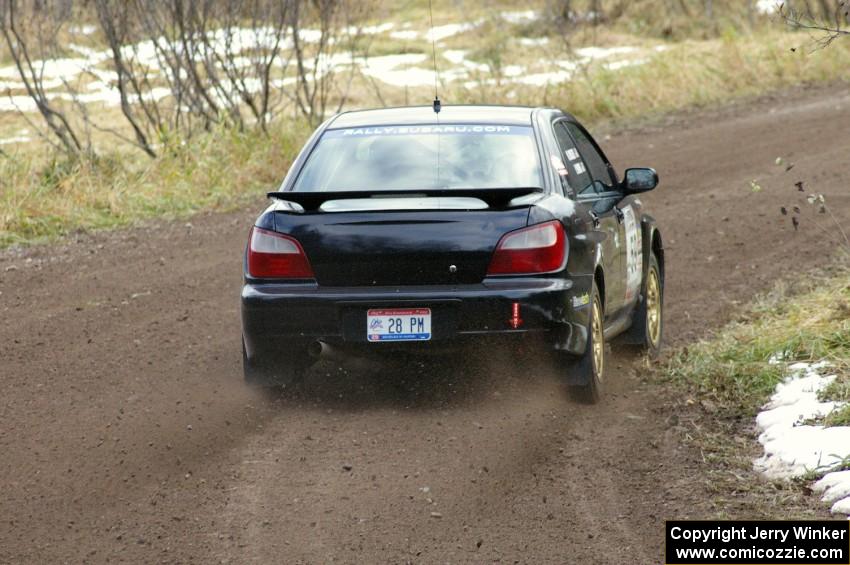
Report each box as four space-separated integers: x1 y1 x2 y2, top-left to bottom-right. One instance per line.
646 268 662 347
591 296 604 379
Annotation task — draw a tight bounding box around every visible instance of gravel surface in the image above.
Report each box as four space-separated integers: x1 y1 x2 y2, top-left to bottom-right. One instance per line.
2 84 849 563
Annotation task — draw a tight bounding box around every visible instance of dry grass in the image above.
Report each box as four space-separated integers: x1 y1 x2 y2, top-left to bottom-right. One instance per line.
450 31 850 124
0 120 308 246
650 262 850 519
664 262 850 419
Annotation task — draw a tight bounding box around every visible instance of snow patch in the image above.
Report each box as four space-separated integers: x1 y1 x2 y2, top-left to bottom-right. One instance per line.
519 37 549 47
0 25 323 113
358 53 433 87
0 95 39 113
501 10 539 24
442 50 488 72
68 25 97 35
69 24 97 35
389 29 420 40
0 130 31 145
502 65 524 78
756 0 781 14
512 46 649 86
574 46 637 60
0 58 95 82
606 58 647 71
426 22 479 43
355 22 395 35
754 361 850 516
516 70 572 86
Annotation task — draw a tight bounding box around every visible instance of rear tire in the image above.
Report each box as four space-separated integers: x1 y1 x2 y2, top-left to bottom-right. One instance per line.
563 281 605 404
242 339 310 390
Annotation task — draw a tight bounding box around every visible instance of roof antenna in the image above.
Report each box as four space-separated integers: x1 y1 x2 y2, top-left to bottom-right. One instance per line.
427 0 442 187
428 0 441 114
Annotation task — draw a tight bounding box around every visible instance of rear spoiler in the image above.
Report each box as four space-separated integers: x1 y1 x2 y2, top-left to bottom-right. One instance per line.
266 188 546 212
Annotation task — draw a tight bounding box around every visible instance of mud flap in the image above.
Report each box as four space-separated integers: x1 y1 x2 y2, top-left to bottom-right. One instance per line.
552 323 588 357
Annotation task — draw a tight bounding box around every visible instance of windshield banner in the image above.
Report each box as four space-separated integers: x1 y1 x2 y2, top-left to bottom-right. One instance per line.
324 125 532 138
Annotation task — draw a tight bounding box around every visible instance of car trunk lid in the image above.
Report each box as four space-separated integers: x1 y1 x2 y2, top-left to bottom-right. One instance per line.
270 191 539 286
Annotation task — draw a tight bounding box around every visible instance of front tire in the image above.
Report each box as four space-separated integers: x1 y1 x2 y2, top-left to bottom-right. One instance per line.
627 253 663 357
564 281 605 404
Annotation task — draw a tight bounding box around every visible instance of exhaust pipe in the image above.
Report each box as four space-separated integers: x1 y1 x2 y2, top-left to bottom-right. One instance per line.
308 340 378 371
308 340 339 359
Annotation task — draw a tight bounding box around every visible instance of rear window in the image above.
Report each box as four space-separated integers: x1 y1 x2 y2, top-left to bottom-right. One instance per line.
291 124 542 191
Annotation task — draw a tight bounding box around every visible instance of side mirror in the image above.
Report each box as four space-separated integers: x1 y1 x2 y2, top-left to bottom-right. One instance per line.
623 168 658 193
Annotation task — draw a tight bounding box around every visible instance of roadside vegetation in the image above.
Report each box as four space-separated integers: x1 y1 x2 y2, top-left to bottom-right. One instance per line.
0 121 308 246
665 266 850 421
1 0 849 246
655 258 850 517
452 30 850 122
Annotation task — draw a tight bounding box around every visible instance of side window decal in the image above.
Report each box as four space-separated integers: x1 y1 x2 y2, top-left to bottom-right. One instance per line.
552 121 593 196
565 123 616 191
550 155 568 177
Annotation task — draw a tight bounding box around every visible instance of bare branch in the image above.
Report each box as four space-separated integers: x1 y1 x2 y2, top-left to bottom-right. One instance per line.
780 0 850 49
1 0 86 155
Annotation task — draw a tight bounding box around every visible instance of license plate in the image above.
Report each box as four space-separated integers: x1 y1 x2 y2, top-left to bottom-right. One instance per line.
367 308 431 342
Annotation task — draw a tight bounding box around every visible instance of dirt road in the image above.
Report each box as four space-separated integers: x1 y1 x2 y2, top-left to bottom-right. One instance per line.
2 84 849 564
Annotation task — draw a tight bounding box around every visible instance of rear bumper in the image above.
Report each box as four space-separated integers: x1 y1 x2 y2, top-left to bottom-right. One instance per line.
241 277 592 360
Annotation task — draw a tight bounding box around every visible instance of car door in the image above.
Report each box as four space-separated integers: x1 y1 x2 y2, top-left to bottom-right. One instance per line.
552 121 625 317
566 121 644 312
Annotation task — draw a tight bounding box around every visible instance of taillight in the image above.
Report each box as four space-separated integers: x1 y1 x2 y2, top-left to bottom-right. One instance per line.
487 220 567 275
247 227 314 279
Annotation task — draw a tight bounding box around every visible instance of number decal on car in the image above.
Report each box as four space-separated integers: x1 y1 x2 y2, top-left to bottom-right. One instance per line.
623 206 643 302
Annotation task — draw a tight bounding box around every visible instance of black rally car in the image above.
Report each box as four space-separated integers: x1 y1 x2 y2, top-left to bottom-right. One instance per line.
241 105 664 402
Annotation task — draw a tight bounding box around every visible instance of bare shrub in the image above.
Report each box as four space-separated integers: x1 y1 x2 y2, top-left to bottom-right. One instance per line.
288 0 374 126
2 0 374 157
0 0 89 155
780 0 850 49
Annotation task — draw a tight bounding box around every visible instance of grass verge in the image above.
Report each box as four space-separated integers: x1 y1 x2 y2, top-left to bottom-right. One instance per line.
0 121 309 247
664 265 850 419
652 262 850 518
